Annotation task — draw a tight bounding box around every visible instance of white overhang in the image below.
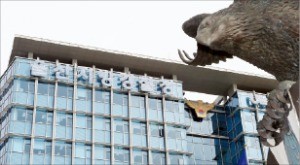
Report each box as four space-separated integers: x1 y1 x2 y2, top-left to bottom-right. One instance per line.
9 35 278 96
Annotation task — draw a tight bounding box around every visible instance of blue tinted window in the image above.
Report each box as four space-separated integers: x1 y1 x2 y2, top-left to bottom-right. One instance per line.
114 147 129 164
114 119 129 146
10 108 32 135
113 93 128 117
130 95 146 119
33 139 51 164
35 109 53 137
149 124 164 149
151 152 165 165
9 137 31 164
76 115 92 141
13 79 34 105
56 112 72 140
132 122 147 147
94 117 111 144
75 143 91 164
94 145 111 163
54 141 72 164
57 84 73 111
76 87 92 113
133 149 148 165
148 98 163 121
94 90 110 115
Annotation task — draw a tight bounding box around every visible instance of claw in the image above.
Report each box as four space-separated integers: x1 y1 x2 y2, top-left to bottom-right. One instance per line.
259 130 284 147
178 49 193 64
193 52 197 57
182 50 195 60
257 121 273 139
262 115 277 131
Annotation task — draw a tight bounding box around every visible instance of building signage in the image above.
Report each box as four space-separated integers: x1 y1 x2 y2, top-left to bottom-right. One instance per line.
30 58 181 98
138 75 154 93
30 59 48 78
53 64 71 81
77 67 93 84
96 70 113 88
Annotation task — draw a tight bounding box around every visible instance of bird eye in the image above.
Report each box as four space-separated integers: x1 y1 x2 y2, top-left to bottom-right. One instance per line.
205 21 209 26
200 20 210 29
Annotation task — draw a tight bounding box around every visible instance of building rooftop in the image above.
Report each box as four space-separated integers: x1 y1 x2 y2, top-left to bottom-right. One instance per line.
9 35 278 96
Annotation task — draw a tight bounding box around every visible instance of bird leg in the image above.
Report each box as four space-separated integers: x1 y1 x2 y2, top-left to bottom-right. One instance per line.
257 81 295 147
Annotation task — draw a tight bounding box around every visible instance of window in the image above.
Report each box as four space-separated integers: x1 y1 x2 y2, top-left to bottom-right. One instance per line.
148 98 163 121
75 143 91 165
0 81 14 112
130 95 146 119
151 152 165 165
37 82 54 108
165 101 185 124
1 111 10 139
56 112 72 140
10 108 32 135
94 117 111 144
94 145 111 165
133 149 148 165
35 109 53 137
113 93 128 117
8 137 31 164
167 126 187 152
149 124 164 149
187 136 220 164
94 90 110 115
76 87 92 113
15 60 31 76
13 79 34 106
54 141 72 165
114 119 129 146
169 154 186 165
132 121 147 147
33 139 51 165
216 113 228 136
188 113 216 135
114 147 129 165
56 84 73 111
76 115 92 142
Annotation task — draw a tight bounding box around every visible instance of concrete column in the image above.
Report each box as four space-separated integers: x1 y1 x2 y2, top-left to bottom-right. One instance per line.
162 95 169 165
29 77 38 164
28 52 33 59
110 68 115 165
128 91 133 164
71 60 78 164
145 93 152 164
124 67 130 74
227 83 237 97
91 65 96 165
51 59 59 164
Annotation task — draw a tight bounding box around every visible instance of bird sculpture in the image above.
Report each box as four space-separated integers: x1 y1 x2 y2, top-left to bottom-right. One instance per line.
179 0 299 81
178 0 299 147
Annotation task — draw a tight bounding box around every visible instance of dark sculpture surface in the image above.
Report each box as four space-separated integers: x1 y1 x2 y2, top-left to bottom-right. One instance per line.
179 0 299 147
179 0 299 81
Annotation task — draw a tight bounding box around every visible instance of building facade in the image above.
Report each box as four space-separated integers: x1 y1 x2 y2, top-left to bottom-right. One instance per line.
1 35 283 165
0 56 270 165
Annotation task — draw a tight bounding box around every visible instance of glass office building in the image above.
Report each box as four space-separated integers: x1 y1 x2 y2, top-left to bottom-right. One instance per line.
0 57 269 164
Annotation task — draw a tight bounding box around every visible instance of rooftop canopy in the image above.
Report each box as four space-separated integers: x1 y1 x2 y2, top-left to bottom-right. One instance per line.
9 35 278 96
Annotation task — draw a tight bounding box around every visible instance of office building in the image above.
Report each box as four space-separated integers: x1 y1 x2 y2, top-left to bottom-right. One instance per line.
0 36 279 164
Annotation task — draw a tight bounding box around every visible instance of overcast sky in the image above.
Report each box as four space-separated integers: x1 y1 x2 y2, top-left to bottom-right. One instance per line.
0 1 274 102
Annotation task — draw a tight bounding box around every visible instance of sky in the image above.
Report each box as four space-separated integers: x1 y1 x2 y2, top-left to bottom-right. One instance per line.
0 1 274 102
